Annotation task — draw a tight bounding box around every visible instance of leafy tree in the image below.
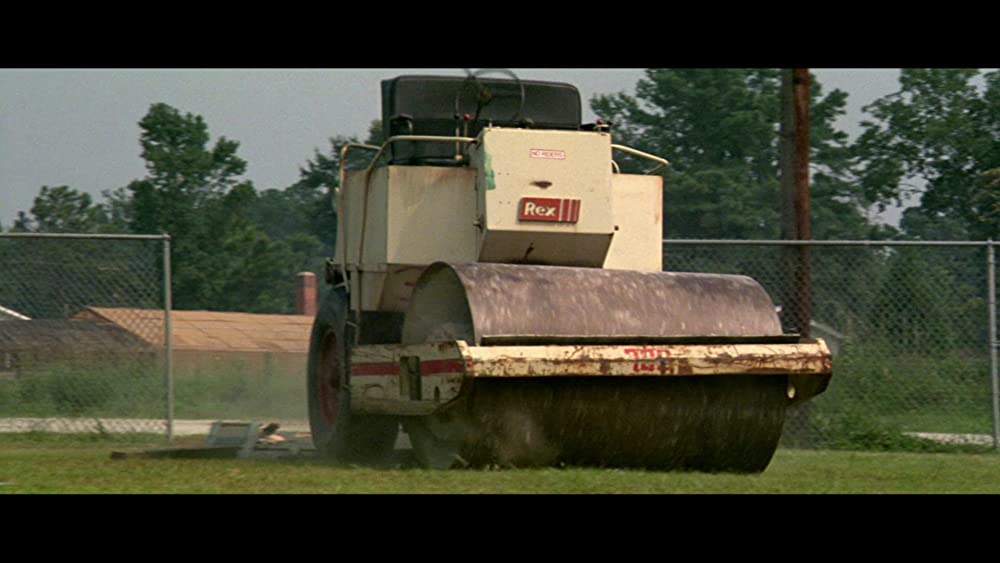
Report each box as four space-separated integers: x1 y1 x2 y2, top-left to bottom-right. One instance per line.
196 182 323 313
852 70 998 351
254 120 383 257
2 186 154 320
11 185 113 233
255 136 350 255
122 103 251 238
110 103 314 312
590 69 883 241
970 167 1000 237
590 69 892 337
8 105 384 314
854 68 1000 241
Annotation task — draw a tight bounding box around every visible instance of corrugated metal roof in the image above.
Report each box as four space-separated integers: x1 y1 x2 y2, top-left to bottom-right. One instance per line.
78 307 314 354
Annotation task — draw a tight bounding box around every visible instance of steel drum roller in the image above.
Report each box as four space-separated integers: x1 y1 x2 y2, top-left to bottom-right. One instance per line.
401 263 789 472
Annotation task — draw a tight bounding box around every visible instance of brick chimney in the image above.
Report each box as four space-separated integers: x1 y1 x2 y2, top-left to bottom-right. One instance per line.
295 272 317 316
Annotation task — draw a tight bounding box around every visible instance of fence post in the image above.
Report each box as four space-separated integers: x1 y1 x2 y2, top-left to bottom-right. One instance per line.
163 234 174 443
988 240 998 450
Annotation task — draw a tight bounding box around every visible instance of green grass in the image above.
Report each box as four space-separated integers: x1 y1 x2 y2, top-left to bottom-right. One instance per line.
2 434 999 494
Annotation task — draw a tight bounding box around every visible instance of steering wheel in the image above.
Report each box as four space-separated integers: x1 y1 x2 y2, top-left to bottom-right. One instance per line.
453 68 526 128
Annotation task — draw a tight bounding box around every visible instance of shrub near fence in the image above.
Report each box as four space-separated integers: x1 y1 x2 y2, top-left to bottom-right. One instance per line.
663 240 999 451
171 356 306 421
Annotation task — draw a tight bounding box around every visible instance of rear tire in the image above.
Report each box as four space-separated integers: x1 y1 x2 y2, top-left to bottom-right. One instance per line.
307 287 398 464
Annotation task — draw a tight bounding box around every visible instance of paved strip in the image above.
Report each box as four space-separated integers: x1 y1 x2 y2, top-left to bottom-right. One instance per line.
905 432 994 446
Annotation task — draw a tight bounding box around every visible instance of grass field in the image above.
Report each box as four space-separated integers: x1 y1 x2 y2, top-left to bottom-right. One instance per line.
2 433 999 494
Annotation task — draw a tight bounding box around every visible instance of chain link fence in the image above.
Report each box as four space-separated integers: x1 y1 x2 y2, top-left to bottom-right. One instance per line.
662 239 999 451
3 232 998 453
0 233 172 437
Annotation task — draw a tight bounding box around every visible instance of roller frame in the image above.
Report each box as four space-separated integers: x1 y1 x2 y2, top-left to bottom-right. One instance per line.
348 339 832 417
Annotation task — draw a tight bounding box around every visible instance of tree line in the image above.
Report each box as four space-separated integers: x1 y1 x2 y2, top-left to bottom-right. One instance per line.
6 69 1000 317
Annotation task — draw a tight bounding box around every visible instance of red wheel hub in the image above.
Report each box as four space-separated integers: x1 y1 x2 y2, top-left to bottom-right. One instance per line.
317 332 340 424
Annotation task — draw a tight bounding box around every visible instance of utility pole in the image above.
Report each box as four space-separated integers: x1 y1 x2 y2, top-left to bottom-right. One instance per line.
779 68 814 447
779 68 812 338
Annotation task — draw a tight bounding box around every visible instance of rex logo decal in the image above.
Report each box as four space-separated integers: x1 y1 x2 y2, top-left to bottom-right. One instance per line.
518 197 581 223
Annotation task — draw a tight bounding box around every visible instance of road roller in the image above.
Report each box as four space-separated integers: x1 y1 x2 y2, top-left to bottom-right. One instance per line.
307 71 832 472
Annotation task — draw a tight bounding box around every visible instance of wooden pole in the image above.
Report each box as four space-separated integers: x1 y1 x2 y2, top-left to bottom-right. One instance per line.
779 68 812 338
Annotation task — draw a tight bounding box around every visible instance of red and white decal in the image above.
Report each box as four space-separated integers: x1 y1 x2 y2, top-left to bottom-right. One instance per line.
518 197 581 223
529 148 566 160
623 347 671 373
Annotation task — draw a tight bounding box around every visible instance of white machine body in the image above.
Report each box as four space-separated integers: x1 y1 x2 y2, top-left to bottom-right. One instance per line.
334 126 663 313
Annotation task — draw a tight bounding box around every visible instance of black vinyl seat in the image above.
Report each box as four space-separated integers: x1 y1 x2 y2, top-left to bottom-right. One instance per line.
380 75 582 166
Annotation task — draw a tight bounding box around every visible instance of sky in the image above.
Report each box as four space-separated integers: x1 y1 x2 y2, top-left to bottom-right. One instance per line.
0 68 907 230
